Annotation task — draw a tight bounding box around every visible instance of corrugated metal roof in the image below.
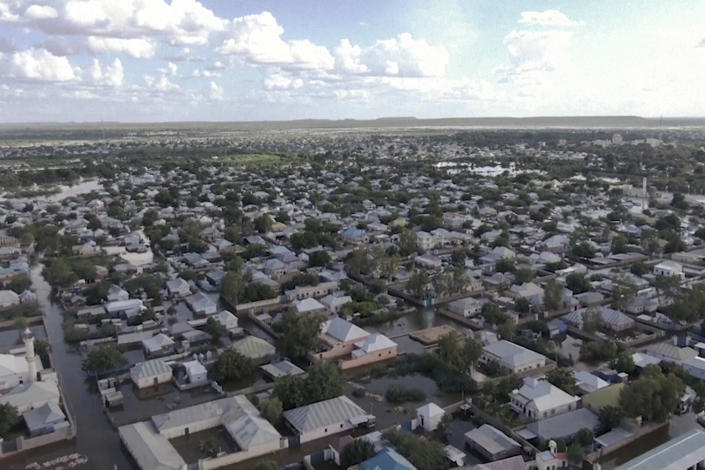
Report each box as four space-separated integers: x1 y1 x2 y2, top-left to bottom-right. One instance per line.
284 395 367 433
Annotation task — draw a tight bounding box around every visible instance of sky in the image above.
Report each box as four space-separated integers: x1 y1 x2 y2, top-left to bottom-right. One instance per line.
0 0 705 122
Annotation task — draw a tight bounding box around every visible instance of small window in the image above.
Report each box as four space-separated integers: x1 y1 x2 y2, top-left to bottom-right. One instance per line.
324 428 328 433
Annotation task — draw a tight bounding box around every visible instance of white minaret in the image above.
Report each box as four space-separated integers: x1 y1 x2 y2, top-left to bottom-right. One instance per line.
642 177 648 211
23 328 36 383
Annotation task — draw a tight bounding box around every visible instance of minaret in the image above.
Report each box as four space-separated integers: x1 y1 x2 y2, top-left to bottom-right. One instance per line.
23 328 36 383
642 177 648 211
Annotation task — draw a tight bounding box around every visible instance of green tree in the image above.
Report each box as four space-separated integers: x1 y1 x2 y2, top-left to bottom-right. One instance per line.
612 277 638 311
566 273 591 294
253 460 279 470
340 439 376 469
274 360 344 409
614 350 635 375
210 348 255 382
274 311 325 360
384 429 447 470
254 214 273 233
308 250 331 267
546 368 578 395
83 344 125 375
599 405 623 430
407 271 429 299
203 317 226 342
515 267 534 284
619 365 684 422
567 441 585 466
543 280 563 311
577 428 594 446
259 397 283 424
0 403 19 438
220 270 246 305
398 229 418 256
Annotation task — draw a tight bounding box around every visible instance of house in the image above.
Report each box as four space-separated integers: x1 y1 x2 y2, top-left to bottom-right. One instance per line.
0 289 20 309
561 306 635 332
120 395 285 470
318 317 370 359
534 441 568 470
0 379 60 413
361 447 417 470
573 371 609 394
525 408 600 442
283 395 370 443
653 260 685 280
0 353 43 390
447 297 483 318
293 297 327 315
107 284 130 302
105 299 144 317
181 360 208 387
320 294 352 314
510 377 579 420
465 424 521 461
415 254 442 269
142 333 176 357
508 282 544 307
342 227 369 244
481 340 547 374
416 402 444 432
232 336 276 364
614 428 705 470
346 333 397 369
211 310 241 335
260 360 305 380
166 277 191 298
22 401 68 436
130 359 173 389
186 291 217 316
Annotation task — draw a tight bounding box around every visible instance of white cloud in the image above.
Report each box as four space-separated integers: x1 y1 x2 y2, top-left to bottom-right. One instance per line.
264 71 303 90
24 4 57 20
501 30 572 74
87 36 155 59
362 33 449 77
90 57 123 86
518 10 581 27
167 61 177 75
208 81 223 100
145 73 178 92
6 48 78 81
219 11 334 70
3 0 226 46
334 39 368 73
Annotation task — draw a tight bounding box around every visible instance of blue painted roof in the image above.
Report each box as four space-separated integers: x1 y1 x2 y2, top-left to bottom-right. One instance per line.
361 447 417 470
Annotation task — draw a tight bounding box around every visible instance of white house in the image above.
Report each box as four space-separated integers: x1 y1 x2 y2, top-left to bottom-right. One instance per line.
447 297 483 318
182 360 208 386
481 340 547 374
130 359 173 389
166 277 191 298
416 402 444 432
0 353 42 390
654 260 685 280
0 289 20 309
510 377 579 420
283 395 370 443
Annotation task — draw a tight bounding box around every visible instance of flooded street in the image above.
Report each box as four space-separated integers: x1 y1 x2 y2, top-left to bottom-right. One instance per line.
4 264 135 470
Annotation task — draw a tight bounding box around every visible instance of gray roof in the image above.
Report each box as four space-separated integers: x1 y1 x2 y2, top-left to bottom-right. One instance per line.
119 421 186 470
284 395 367 433
526 408 600 441
616 429 705 470
483 340 546 368
260 360 305 379
233 336 275 360
322 317 369 342
22 401 66 432
132 359 172 380
465 424 520 456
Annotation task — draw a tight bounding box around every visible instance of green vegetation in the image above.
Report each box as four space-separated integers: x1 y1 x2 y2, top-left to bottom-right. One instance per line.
385 384 426 404
546 368 578 395
82 344 126 375
274 311 325 360
259 397 283 425
619 365 683 423
0 403 20 438
273 360 344 409
383 429 447 470
210 348 255 382
340 439 376 469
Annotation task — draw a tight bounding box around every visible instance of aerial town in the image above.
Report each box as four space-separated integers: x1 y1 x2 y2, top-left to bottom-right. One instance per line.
0 123 704 470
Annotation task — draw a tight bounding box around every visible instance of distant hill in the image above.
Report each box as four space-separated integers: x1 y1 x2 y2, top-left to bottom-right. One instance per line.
2 115 705 131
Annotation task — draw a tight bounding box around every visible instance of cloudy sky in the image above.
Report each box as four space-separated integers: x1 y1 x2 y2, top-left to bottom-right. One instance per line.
0 0 704 122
